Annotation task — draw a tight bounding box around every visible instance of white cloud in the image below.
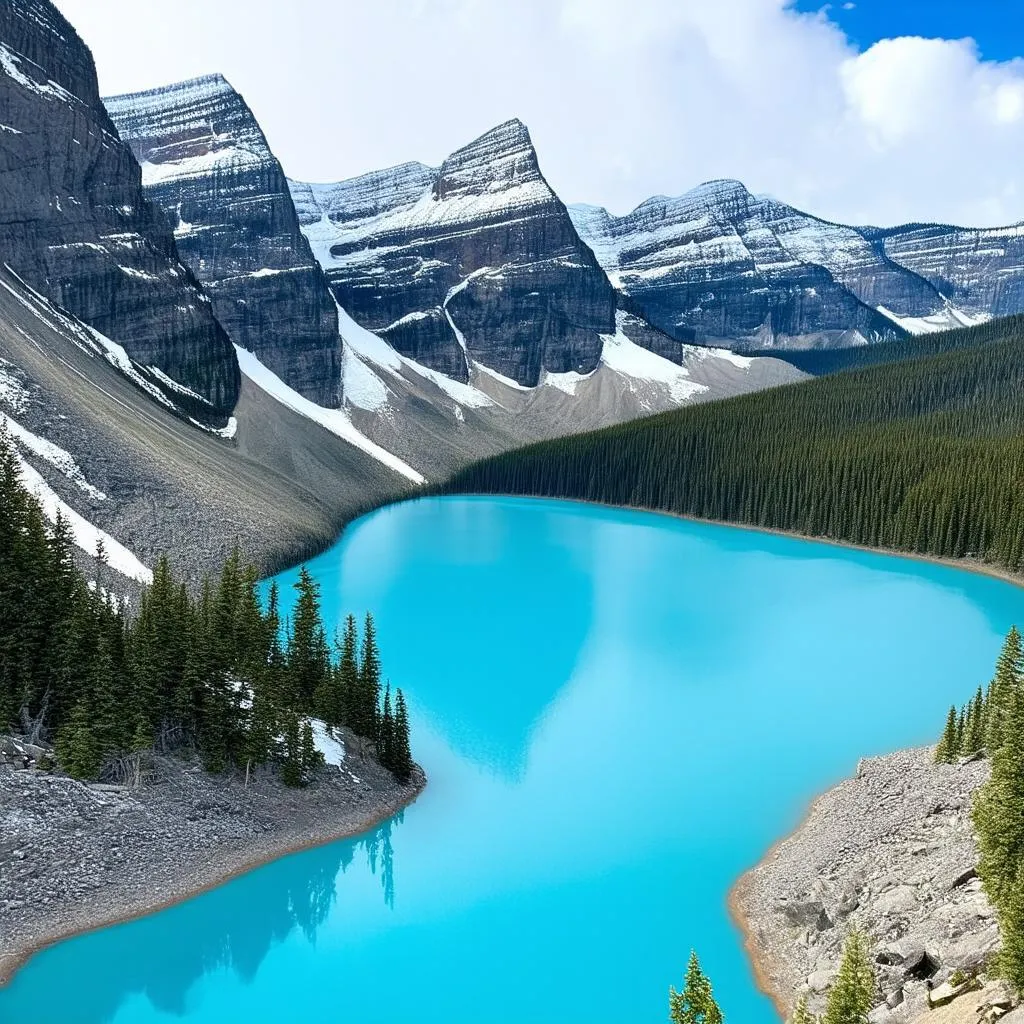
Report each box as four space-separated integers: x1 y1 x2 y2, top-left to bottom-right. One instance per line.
53 0 1024 227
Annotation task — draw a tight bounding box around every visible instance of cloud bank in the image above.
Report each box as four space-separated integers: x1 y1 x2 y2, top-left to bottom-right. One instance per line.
55 0 1024 226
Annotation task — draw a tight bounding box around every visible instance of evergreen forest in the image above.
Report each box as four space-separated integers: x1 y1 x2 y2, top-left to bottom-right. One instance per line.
441 315 1024 573
0 429 414 786
935 626 1024 991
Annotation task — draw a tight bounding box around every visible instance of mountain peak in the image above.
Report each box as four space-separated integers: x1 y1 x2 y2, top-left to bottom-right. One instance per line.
436 118 547 203
106 72 271 172
105 73 236 116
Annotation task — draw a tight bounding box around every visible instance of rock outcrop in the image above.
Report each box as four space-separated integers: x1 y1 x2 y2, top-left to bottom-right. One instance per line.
105 75 341 407
571 183 1024 350
290 120 617 387
873 223 1024 321
0 0 238 424
570 181 919 351
732 748 999 1023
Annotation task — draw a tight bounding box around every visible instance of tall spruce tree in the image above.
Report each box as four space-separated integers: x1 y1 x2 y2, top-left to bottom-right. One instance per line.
963 687 986 755
337 614 359 729
822 932 874 1024
986 626 1022 754
378 684 395 770
936 705 960 763
670 951 724 1024
391 689 413 783
356 612 382 740
288 568 331 709
974 685 1024 915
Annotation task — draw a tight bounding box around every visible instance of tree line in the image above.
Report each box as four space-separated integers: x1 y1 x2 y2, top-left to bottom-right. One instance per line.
440 315 1024 575
0 429 413 786
936 626 1024 992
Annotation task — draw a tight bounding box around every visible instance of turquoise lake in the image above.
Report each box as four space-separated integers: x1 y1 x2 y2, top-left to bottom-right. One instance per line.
4 495 1024 1023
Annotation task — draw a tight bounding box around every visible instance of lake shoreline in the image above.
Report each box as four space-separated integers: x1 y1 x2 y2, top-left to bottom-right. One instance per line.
727 747 995 1023
0 749 425 990
433 492 1024 590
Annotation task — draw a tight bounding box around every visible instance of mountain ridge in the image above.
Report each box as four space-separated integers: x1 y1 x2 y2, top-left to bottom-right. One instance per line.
105 73 342 407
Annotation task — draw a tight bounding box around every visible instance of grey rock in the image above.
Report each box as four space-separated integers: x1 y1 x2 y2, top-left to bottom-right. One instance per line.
570 181 910 351
872 224 1024 319
0 0 238 424
290 119 616 387
105 75 341 407
732 747 996 1020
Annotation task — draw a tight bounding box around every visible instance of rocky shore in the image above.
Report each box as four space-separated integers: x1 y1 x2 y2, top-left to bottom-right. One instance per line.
0 733 424 987
731 746 1004 1023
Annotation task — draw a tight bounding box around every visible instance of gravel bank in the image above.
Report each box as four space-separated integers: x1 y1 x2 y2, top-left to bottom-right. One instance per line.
731 747 998 1023
0 734 424 987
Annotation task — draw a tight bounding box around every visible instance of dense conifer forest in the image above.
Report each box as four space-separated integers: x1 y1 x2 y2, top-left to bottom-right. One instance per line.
0 429 413 786
936 627 1024 991
441 315 1024 573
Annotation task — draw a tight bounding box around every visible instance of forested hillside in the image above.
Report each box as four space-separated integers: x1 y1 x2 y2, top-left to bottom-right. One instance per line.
441 316 1024 573
0 429 413 785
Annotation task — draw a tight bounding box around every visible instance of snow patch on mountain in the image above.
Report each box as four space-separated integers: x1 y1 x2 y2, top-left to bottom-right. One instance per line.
234 342 425 485
876 304 992 335
601 314 708 403
0 40 73 104
337 305 494 411
0 358 30 411
11 445 151 584
2 412 106 500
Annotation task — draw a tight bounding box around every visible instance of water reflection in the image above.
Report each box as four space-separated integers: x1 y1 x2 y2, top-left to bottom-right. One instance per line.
1 817 400 1023
270 497 597 778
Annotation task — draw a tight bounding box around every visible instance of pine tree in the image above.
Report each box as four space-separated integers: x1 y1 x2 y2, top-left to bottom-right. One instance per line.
337 614 359 729
986 626 1022 754
356 612 381 740
936 705 959 763
999 862 1024 994
378 684 395 770
790 994 817 1024
963 686 986 755
822 932 874 1024
56 698 101 780
391 689 413 783
670 950 724 1024
974 686 1024 915
288 568 330 710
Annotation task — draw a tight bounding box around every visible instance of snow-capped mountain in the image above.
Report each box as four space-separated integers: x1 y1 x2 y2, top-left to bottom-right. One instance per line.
0 0 238 425
570 181 908 350
0 0 424 585
872 222 1024 322
289 119 617 387
105 74 341 407
571 181 1016 349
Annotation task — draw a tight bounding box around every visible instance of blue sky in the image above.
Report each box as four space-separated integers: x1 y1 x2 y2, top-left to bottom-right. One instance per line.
795 0 1022 61
56 0 1024 227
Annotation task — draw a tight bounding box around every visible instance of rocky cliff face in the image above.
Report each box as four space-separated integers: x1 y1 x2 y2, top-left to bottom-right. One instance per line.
874 224 1024 320
571 183 1024 349
290 120 616 387
0 0 238 424
105 75 341 407
571 181 917 350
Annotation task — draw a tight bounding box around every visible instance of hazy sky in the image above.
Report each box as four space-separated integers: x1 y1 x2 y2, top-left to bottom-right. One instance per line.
54 0 1024 227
